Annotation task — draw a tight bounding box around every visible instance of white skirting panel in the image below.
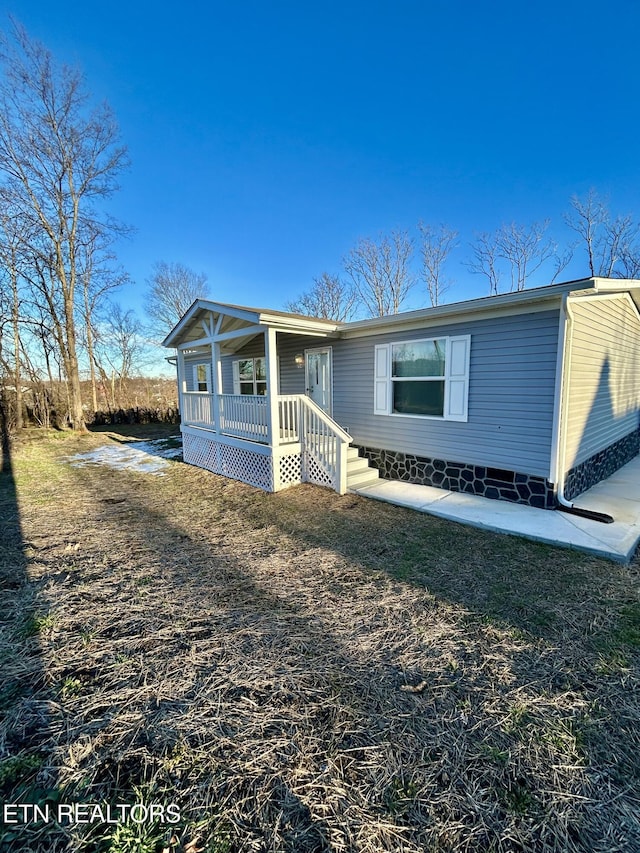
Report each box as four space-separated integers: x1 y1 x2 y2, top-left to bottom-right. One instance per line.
182 428 305 492
183 430 273 490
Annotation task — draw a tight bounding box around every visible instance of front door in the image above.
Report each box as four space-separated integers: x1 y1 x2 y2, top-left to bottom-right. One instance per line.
305 347 332 415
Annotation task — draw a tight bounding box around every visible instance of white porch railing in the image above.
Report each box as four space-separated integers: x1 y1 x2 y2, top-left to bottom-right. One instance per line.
181 391 215 426
278 395 301 442
297 395 351 494
181 391 351 493
276 394 351 492
181 393 303 444
219 394 268 441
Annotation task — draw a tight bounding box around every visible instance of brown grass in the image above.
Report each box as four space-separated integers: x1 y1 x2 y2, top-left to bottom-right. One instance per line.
0 425 639 852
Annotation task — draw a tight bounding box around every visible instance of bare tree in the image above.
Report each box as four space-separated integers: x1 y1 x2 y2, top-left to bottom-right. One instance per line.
145 261 209 339
0 209 25 427
343 230 415 317
418 223 458 306
95 303 146 407
495 221 556 291
0 22 128 429
565 190 640 278
467 232 502 295
469 221 558 294
78 224 130 413
618 241 640 278
286 272 357 321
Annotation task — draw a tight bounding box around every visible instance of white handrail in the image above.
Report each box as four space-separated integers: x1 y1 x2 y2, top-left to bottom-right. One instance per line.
298 395 351 443
290 394 351 494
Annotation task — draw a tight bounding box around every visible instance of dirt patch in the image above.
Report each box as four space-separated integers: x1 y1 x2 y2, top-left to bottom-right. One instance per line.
1 427 638 852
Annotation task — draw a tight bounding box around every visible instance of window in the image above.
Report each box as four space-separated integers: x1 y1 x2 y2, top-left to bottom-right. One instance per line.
391 339 446 415
374 335 470 421
233 357 267 395
193 362 210 392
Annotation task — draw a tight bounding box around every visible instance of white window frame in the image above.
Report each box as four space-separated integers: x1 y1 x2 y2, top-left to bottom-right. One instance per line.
232 356 269 396
193 362 211 392
374 335 470 422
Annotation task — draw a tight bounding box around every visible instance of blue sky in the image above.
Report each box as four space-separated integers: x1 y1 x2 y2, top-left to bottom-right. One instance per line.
2 0 640 321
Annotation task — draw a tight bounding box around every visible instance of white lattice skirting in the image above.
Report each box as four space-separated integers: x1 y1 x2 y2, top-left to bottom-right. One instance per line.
304 452 337 490
278 453 302 488
183 432 274 490
183 432 311 492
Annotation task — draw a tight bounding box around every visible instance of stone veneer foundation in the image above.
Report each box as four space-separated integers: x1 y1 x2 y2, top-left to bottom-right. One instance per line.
355 445 556 509
564 429 640 501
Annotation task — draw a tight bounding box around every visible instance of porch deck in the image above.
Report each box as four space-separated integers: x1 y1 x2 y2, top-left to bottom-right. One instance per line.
179 391 352 494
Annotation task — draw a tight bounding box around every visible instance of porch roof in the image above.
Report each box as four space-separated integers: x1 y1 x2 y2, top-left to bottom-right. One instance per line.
162 300 340 352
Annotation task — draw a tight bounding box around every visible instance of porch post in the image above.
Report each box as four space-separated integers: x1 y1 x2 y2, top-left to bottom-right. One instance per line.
176 349 186 419
265 327 279 450
211 341 222 433
176 348 186 392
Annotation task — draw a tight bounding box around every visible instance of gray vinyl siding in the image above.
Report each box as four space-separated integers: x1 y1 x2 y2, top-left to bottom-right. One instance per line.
220 338 264 393
275 334 320 394
220 333 327 394
216 312 561 478
332 310 560 478
565 295 640 469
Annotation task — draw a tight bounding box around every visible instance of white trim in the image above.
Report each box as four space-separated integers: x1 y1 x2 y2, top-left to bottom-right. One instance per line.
163 299 339 348
211 341 222 431
232 360 240 395
177 349 186 395
555 296 577 508
180 423 274 454
304 346 333 416
549 295 569 485
232 356 268 396
374 334 470 422
265 327 279 449
193 361 211 392
178 337 212 350
165 280 640 349
213 324 264 343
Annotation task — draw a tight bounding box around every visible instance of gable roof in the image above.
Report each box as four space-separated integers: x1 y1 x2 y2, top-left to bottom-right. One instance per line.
162 278 640 348
161 300 340 349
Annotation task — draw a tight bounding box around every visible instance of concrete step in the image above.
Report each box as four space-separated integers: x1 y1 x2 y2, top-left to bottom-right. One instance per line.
347 468 380 489
347 456 371 474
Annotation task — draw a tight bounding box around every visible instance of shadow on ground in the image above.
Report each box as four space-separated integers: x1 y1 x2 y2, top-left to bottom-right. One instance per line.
0 415 69 850
14 426 637 853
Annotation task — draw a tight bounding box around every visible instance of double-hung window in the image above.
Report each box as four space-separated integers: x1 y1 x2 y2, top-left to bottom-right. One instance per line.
233 357 267 395
374 335 470 421
193 362 211 392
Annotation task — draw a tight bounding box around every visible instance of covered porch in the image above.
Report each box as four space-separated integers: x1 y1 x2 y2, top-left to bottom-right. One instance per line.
163 301 352 494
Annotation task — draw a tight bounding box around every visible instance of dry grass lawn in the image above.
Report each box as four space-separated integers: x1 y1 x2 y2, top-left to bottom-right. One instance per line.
1 425 639 852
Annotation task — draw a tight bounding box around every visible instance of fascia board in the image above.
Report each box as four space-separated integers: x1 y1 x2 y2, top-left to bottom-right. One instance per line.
338 296 564 338
257 313 341 334
338 286 592 339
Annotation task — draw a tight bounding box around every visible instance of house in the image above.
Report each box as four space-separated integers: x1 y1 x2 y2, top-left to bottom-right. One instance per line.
162 277 640 510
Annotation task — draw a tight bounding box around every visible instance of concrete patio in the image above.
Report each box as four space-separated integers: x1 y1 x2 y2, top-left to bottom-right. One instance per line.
352 456 640 563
